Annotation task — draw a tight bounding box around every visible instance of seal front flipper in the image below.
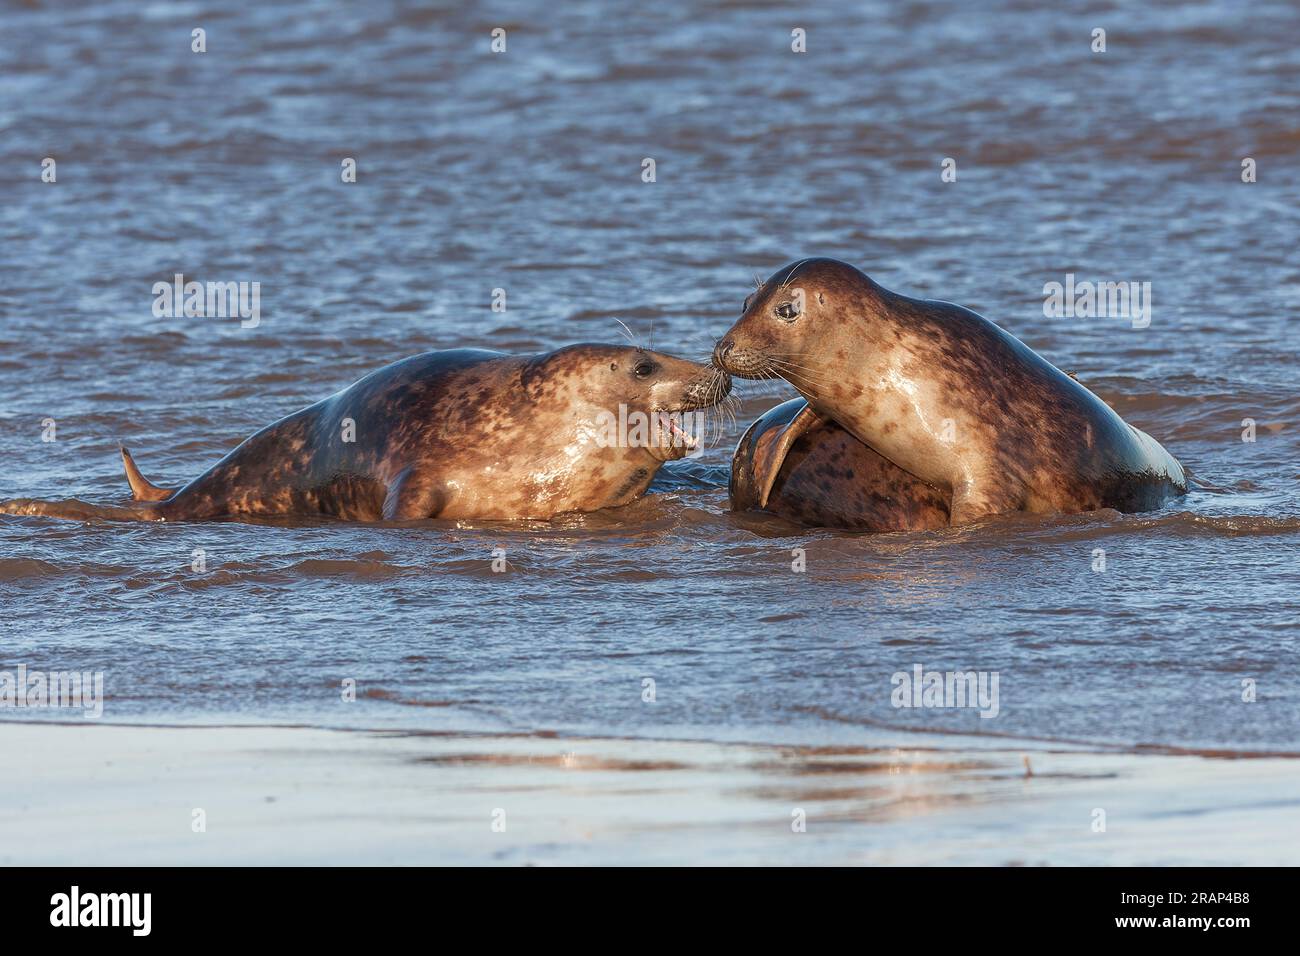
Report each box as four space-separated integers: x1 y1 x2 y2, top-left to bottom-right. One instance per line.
949 475 1021 526
120 445 175 501
750 402 824 508
382 466 448 521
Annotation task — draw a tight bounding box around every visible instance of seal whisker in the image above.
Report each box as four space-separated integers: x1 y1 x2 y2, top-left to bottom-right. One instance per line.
777 258 814 293
765 352 833 374
757 353 837 385
703 391 727 445
693 330 722 365
734 369 796 401
613 318 640 349
760 351 834 374
767 356 834 378
721 393 741 439
768 359 835 390
768 368 835 400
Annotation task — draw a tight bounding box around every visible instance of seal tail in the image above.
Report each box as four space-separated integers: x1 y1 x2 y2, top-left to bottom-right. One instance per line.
120 445 175 501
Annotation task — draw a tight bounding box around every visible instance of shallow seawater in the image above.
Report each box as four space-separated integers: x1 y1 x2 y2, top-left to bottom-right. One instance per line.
1 0 1298 772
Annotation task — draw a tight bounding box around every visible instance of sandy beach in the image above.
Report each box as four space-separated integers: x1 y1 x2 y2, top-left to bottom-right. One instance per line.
3 721 1296 866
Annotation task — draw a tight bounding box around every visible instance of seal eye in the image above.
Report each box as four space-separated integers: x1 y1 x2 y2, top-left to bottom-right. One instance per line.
775 301 801 320
633 360 656 378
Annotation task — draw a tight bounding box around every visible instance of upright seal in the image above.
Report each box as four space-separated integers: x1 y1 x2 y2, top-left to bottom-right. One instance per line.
714 258 1186 526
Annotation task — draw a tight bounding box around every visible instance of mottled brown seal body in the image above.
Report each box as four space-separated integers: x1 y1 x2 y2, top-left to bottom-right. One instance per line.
714 258 1186 526
731 398 949 530
2 345 731 523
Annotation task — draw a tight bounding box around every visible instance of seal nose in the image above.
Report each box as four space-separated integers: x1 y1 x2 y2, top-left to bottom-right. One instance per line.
712 338 735 369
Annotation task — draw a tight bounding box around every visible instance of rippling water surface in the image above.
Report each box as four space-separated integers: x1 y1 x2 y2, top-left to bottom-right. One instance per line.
1 0 1297 761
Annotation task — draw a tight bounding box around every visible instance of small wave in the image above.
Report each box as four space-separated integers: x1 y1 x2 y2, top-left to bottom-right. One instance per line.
795 706 1300 760
360 689 455 708
0 557 62 581
284 558 404 580
965 507 1300 544
1124 511 1300 537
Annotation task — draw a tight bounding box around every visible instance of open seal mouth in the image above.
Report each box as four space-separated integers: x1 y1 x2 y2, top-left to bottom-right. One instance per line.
594 400 722 460
655 365 735 457
657 410 701 451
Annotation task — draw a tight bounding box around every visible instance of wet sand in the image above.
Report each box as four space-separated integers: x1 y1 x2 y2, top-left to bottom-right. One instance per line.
3 722 1296 866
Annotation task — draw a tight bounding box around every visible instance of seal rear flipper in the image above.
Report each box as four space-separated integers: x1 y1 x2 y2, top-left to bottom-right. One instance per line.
751 403 824 509
1127 425 1188 493
382 467 448 520
120 445 175 501
0 497 163 521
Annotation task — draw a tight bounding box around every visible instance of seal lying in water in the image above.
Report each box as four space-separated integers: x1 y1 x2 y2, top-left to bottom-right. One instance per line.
716 258 1186 527
1 345 732 523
